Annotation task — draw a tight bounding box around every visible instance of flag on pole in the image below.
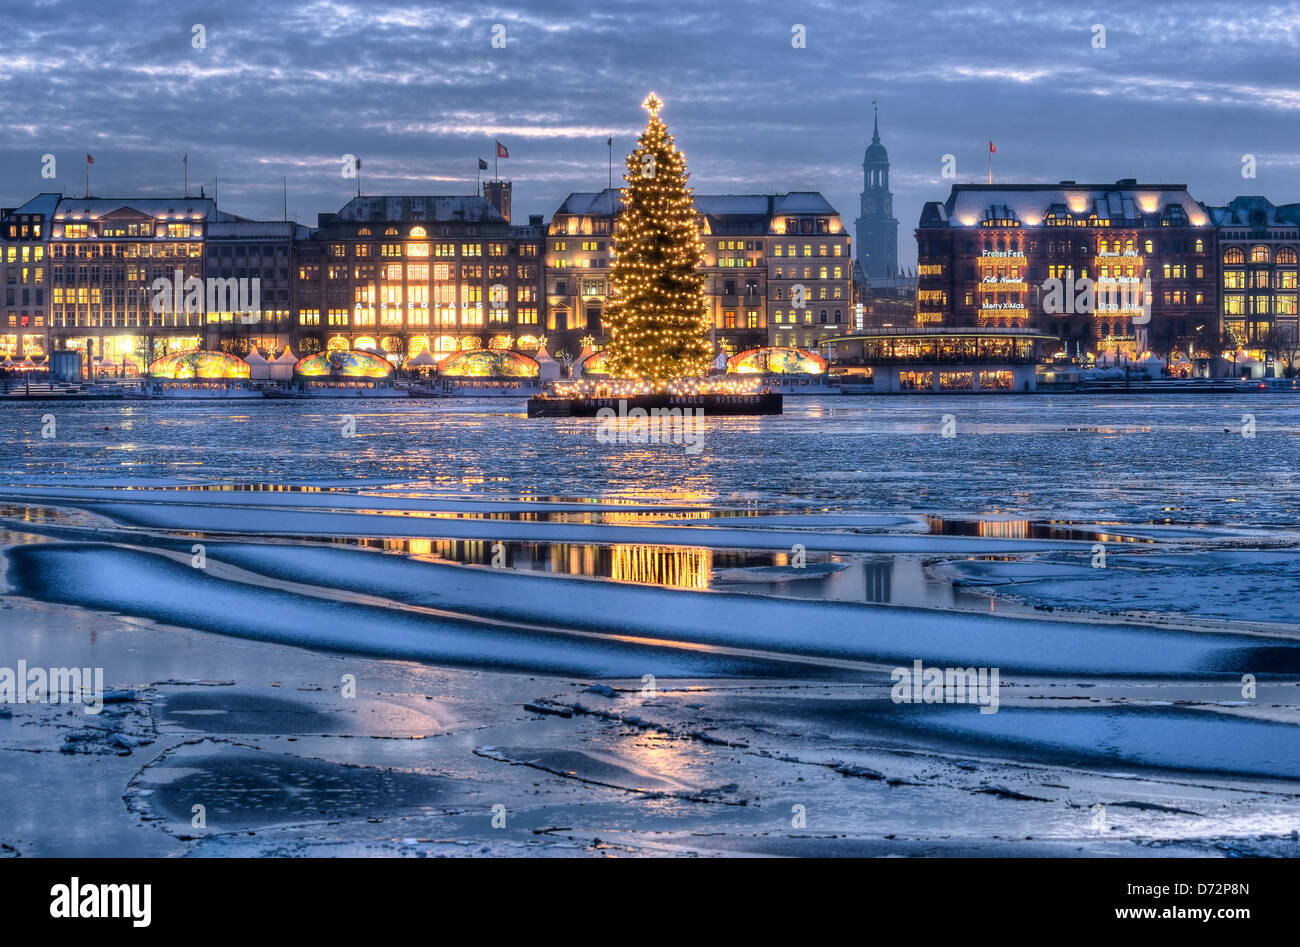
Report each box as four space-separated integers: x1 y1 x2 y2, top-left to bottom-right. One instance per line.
495 141 509 158
605 136 612 146
86 154 94 164
183 153 187 165
478 158 488 170
989 141 996 153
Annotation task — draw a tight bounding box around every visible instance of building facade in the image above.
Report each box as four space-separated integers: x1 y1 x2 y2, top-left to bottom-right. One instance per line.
202 219 297 356
1201 196 1300 369
45 197 223 370
854 105 899 281
917 180 1217 360
547 189 852 360
292 194 545 361
1 193 57 360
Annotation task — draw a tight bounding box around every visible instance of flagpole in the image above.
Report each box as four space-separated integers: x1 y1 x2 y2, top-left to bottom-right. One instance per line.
85 157 89 199
183 155 188 198
988 142 992 185
608 138 612 189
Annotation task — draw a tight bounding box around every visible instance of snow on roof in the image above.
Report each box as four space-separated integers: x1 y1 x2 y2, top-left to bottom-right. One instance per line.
554 189 623 216
1200 196 1300 229
555 190 842 222
694 195 772 216
206 220 295 239
54 197 217 220
333 195 505 223
8 192 61 219
935 183 1208 228
773 192 837 214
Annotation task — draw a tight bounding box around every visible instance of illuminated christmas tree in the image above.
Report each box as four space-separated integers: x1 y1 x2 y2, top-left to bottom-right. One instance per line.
604 93 712 380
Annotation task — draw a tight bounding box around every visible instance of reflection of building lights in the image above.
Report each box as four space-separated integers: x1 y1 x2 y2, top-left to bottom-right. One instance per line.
611 545 710 589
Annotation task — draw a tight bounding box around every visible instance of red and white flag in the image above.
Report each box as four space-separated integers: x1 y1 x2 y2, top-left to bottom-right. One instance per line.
495 141 509 159
86 153 94 164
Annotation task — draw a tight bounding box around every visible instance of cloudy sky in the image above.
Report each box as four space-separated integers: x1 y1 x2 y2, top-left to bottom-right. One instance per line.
3 0 1299 268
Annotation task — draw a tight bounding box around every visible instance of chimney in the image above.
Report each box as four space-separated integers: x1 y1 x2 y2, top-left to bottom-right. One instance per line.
483 180 512 222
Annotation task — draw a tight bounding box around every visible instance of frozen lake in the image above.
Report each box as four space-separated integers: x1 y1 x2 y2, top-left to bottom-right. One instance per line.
2 393 1299 856
2 393 1299 526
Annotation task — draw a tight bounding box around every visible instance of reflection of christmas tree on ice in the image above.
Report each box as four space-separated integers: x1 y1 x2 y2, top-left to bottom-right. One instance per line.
604 93 712 381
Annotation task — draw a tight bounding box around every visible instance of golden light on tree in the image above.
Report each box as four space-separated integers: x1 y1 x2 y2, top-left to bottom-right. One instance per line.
604 92 712 381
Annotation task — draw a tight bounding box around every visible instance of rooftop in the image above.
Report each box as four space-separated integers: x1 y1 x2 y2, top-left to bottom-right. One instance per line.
922 180 1208 228
54 197 221 220
332 195 506 224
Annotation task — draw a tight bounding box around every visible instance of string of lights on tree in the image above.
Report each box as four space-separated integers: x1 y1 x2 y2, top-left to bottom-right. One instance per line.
603 93 713 382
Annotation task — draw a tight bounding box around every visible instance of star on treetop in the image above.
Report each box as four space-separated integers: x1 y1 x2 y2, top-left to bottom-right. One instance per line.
642 92 663 117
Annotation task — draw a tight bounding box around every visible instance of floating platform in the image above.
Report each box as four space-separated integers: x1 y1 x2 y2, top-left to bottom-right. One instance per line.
527 392 783 417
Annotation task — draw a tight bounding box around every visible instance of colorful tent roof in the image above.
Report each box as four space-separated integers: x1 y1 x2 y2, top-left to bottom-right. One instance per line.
295 349 393 378
726 346 828 375
437 349 539 377
149 350 251 379
578 350 609 376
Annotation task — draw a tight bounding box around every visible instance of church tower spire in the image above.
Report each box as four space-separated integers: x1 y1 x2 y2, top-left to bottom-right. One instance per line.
855 101 899 280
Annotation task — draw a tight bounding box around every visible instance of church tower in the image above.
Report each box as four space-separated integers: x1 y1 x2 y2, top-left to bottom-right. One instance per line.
855 102 899 280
